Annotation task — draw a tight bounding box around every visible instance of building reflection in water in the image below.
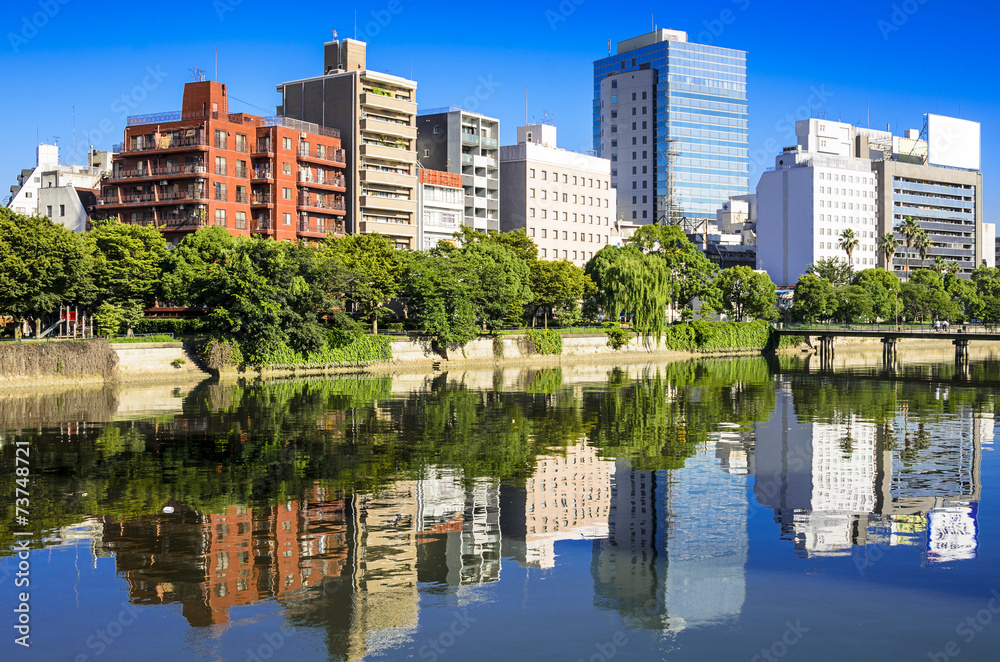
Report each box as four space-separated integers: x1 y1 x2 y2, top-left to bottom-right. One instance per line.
94 471 503 660
589 435 749 632
753 378 987 562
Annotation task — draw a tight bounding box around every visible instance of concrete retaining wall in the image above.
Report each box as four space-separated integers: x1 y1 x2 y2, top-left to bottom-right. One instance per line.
109 343 209 381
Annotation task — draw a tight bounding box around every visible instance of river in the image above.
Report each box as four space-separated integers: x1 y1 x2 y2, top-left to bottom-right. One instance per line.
2 355 999 661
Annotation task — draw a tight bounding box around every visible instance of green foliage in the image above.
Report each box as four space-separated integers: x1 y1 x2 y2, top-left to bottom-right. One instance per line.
525 329 563 355
454 226 538 263
587 245 672 341
263 331 393 366
656 320 776 352
832 285 875 323
900 270 959 322
94 301 128 335
170 358 186 368
132 317 207 335
838 228 859 265
852 268 901 322
791 273 836 323
527 368 563 394
530 259 595 325
625 224 721 314
806 257 854 286
604 323 634 350
86 220 168 313
323 232 402 333
464 242 534 330
0 208 94 316
715 266 777 321
401 249 478 345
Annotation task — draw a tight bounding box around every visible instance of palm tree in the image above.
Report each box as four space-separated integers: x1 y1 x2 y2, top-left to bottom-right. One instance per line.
947 261 961 276
878 233 899 272
899 217 921 278
839 228 859 268
932 256 946 273
914 230 931 269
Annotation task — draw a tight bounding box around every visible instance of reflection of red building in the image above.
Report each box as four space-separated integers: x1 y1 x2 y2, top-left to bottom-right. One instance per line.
100 486 349 626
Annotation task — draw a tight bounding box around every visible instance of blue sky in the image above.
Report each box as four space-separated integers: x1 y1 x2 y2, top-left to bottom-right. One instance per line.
3 0 997 219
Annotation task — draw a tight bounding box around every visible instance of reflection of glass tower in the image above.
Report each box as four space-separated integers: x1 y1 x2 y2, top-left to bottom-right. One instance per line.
593 29 749 227
591 443 748 633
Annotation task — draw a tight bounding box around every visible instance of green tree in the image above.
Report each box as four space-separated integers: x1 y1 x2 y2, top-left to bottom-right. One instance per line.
324 233 402 334
852 268 901 322
161 226 239 305
715 266 777 322
0 209 94 318
86 220 168 331
899 216 921 278
627 224 720 317
914 230 932 270
972 266 1000 322
878 233 899 272
839 228 859 267
806 257 853 287
400 249 478 345
587 244 671 339
463 242 534 331
455 226 538 263
530 260 595 328
832 285 875 323
791 273 836 323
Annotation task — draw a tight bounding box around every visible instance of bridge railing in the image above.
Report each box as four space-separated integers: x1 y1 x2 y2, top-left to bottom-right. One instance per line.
777 322 1000 335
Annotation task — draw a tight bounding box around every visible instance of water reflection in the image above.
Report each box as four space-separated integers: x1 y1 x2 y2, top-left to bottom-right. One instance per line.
755 375 987 561
0 357 997 660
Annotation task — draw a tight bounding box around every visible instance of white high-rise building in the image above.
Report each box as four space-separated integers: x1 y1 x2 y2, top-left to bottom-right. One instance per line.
756 120 879 287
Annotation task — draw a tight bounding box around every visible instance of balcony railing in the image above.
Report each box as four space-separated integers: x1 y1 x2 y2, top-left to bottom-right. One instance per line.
235 191 248 204
125 135 209 153
110 164 207 179
298 172 346 187
251 216 273 231
255 139 273 153
252 167 273 179
215 138 227 149
298 219 345 235
215 165 228 176
234 166 247 178
298 195 346 211
251 194 273 205
297 146 347 163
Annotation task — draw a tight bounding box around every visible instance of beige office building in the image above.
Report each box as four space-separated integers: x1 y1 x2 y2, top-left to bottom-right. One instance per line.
277 38 419 249
500 124 617 267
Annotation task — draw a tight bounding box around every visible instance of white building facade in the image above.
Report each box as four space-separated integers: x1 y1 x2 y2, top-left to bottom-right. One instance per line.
499 124 616 268
416 169 464 250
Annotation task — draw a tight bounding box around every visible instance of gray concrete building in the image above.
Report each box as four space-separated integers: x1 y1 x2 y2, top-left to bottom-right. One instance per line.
276 38 418 249
416 108 500 232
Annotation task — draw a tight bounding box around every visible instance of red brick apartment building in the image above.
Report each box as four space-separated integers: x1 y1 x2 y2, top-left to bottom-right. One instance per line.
97 81 347 244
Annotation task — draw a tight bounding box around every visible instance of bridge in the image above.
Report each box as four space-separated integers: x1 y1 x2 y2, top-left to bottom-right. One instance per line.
773 323 1000 372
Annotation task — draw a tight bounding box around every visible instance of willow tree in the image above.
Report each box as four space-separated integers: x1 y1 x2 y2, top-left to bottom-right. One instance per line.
587 244 671 342
627 224 720 317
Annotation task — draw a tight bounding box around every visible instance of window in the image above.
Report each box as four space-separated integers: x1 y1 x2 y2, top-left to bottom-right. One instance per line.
632 93 636 101
611 80 617 89
283 187 291 200
216 209 227 226
541 248 547 257
215 182 227 201
632 122 637 130
642 121 647 130
59 204 65 216
541 229 547 238
46 205 52 216
529 228 535 237
530 168 535 178
215 156 227 175
283 137 292 150
529 208 535 217
610 95 617 103
632 108 637 116
283 162 291 175
562 231 567 240
572 232 577 241
283 213 291 225
530 188 535 198
562 194 568 202
642 91 647 99
235 211 247 229
541 210 547 219
541 171 547 180
541 190 547 200
433 125 440 134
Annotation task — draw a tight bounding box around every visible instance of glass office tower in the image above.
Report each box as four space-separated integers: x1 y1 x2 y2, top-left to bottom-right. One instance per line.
593 30 748 228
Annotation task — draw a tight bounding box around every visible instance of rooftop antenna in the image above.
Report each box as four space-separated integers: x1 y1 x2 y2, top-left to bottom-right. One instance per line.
608 39 611 56
331 29 338 41
189 68 206 82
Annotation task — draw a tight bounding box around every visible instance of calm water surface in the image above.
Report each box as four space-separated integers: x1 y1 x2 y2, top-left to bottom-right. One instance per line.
2 356 1000 661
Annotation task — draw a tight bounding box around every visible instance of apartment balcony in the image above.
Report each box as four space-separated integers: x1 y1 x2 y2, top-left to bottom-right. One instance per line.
234 166 248 179
360 92 416 115
358 219 417 238
461 153 475 165
252 167 274 180
124 135 209 153
361 117 417 140
107 164 207 180
235 191 248 204
297 195 347 212
250 193 273 206
297 146 347 166
254 139 273 154
297 219 345 237
461 132 480 146
360 194 417 214
360 142 416 164
250 216 273 232
481 137 499 148
298 172 346 190
360 168 414 188
98 191 208 206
